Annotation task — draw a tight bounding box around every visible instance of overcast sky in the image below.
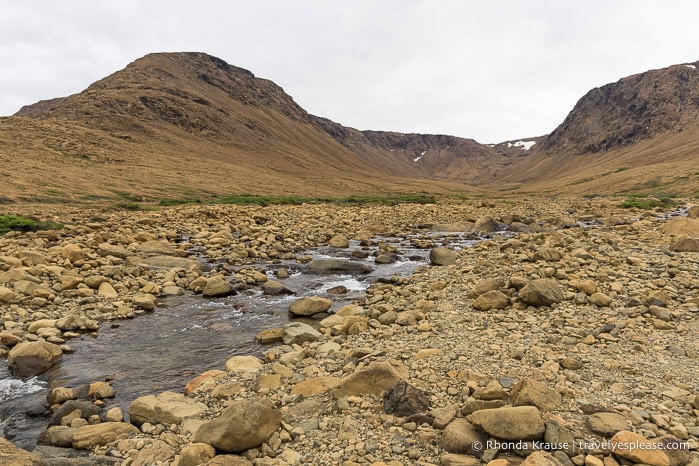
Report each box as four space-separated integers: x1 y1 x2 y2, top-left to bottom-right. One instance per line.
1 1 697 143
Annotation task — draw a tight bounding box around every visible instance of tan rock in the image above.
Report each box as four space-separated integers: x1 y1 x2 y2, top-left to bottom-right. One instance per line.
334 359 409 398
225 355 263 374
173 443 217 466
0 437 40 465
71 422 138 449
291 377 341 396
289 296 332 316
468 406 545 440
8 341 62 377
610 431 670 466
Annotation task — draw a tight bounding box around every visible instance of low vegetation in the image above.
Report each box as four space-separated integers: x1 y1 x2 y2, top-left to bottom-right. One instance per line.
0 215 62 235
159 193 436 207
619 194 679 210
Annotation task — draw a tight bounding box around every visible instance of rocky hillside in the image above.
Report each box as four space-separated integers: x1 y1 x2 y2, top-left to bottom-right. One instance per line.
540 61 699 154
15 52 509 186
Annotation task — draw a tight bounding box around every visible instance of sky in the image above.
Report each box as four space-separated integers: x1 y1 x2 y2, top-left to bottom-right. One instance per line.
1 1 698 143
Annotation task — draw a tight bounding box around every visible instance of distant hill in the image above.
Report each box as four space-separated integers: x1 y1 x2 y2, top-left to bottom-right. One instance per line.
4 52 699 202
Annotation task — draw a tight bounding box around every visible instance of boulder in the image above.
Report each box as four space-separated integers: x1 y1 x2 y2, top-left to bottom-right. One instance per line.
8 341 63 377
671 237 699 252
430 247 458 266
261 280 292 296
441 418 487 456
661 217 699 237
49 400 101 426
521 451 563 466
225 356 263 374
142 255 199 269
172 443 216 466
128 391 206 426
132 439 177 466
282 322 323 345
328 235 349 248
0 437 40 464
518 279 564 307
202 278 234 297
472 290 509 311
468 278 506 298
290 377 341 396
289 297 332 316
587 412 629 437
71 422 138 449
194 398 281 453
97 282 119 300
468 406 545 440
334 359 409 398
533 248 563 262
97 243 133 259
307 259 372 274
472 216 500 233
610 431 678 466
383 381 431 417
0 285 15 302
511 378 561 411
61 244 86 262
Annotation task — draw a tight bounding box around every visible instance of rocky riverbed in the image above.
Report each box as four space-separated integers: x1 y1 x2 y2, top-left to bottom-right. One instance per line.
0 199 698 466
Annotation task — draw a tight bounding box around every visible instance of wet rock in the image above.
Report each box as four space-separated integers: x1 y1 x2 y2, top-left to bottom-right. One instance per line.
519 279 564 307
261 280 292 296
256 328 284 344
194 398 281 453
71 422 138 449
468 406 545 440
202 277 234 297
334 359 409 398
430 247 458 266
9 340 63 377
383 381 431 417
133 294 157 310
307 259 372 274
282 322 322 345
289 296 332 316
49 401 101 427
328 235 349 248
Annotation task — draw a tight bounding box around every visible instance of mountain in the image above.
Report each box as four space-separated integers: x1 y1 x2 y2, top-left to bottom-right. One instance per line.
4 52 699 203
540 61 699 154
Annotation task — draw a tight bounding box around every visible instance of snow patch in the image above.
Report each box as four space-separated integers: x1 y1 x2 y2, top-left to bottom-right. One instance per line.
508 140 537 150
414 150 427 162
686 64 696 70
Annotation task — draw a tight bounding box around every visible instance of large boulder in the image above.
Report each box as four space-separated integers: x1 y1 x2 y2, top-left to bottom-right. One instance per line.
441 418 487 457
429 247 458 266
289 297 332 316
670 238 699 252
468 406 545 440
71 422 138 449
472 216 500 233
383 381 431 417
0 437 40 464
610 431 690 466
587 412 629 437
334 359 409 398
307 259 372 274
518 279 564 307
510 378 561 411
128 392 206 426
202 278 234 297
472 290 509 311
194 398 281 453
282 322 323 345
661 217 699 237
8 341 63 377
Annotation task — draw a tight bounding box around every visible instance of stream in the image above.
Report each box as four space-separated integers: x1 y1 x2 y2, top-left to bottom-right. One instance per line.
0 231 482 450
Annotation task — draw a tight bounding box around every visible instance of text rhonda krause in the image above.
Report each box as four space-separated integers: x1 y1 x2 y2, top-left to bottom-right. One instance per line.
483 440 689 451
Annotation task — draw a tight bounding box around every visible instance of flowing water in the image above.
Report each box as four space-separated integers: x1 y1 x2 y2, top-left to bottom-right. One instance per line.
0 232 482 450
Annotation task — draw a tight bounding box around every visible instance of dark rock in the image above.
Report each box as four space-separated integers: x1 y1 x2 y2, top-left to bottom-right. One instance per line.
383 381 431 417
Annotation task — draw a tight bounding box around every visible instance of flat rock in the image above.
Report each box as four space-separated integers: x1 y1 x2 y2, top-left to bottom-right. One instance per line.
307 259 372 274
71 422 138 449
334 359 409 398
468 406 545 440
